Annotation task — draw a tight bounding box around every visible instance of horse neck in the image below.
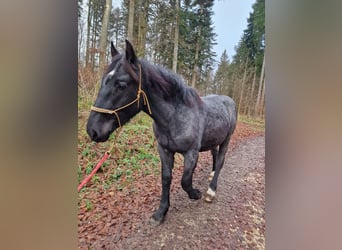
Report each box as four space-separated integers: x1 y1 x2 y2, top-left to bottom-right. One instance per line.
141 70 175 129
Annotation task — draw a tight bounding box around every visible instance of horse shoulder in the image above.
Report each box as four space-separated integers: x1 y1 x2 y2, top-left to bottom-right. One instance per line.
153 105 203 152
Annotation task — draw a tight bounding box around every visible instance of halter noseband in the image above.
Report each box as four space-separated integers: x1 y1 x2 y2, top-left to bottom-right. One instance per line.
90 64 152 128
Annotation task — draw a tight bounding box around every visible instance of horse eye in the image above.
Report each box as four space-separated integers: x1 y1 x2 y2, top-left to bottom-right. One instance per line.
118 81 127 89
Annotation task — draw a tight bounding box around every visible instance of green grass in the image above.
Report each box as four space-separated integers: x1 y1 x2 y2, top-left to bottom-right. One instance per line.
238 114 265 131
84 199 93 211
78 92 160 196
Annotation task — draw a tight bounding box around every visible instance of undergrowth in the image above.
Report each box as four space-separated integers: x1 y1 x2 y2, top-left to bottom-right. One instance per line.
238 114 265 132
78 83 161 198
78 111 159 194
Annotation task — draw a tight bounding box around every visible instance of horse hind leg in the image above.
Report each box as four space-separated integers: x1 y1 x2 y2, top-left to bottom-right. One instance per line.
205 135 231 203
208 147 218 181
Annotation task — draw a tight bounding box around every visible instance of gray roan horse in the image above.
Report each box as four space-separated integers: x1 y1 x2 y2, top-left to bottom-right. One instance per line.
87 40 237 224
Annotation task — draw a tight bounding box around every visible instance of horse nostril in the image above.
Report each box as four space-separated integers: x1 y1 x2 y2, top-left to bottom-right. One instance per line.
92 130 98 140
88 128 98 141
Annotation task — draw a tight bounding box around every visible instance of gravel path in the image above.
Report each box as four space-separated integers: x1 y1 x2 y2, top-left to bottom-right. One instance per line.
112 135 265 249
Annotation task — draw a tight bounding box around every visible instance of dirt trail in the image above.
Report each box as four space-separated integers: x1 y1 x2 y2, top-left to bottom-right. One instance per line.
108 135 266 249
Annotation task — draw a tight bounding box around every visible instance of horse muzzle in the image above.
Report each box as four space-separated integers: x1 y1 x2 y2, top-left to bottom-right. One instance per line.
86 119 113 142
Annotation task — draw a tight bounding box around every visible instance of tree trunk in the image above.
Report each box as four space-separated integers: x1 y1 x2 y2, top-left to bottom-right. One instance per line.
90 13 97 70
137 1 142 55
137 0 149 57
97 0 112 86
85 0 92 67
259 78 266 117
191 26 201 88
78 21 83 64
172 0 180 73
238 57 249 114
247 66 257 117
243 70 253 115
191 4 204 88
128 0 135 44
255 54 265 116
231 72 237 100
90 0 100 71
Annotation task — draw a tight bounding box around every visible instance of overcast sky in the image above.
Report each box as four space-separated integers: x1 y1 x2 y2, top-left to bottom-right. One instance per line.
112 0 255 65
212 0 255 64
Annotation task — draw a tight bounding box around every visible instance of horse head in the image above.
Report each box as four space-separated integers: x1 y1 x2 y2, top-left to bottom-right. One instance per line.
86 40 143 142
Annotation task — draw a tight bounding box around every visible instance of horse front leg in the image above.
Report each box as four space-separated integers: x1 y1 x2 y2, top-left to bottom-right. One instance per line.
151 145 174 223
181 150 202 199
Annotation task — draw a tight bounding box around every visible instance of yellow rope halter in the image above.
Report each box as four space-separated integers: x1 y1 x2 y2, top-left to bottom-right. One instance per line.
90 64 152 156
90 64 152 127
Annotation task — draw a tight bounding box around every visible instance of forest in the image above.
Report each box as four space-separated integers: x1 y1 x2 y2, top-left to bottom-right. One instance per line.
77 1 265 247
78 0 265 117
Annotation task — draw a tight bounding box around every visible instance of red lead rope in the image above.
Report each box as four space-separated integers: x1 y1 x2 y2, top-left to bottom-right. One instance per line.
78 152 110 192
80 65 152 192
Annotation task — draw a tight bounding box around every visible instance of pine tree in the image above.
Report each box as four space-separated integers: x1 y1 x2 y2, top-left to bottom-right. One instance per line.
214 50 230 95
234 0 265 75
172 0 180 72
178 0 216 86
229 0 265 117
80 0 217 91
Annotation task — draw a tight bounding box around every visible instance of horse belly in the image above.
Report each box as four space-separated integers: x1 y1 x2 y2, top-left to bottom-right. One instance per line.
153 121 199 153
200 121 229 151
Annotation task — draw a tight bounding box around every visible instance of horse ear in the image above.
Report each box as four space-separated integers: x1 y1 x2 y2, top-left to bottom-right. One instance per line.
125 39 137 65
111 41 119 58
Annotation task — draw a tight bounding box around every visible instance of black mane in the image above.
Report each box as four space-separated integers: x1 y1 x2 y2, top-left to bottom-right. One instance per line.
104 54 203 107
140 60 203 107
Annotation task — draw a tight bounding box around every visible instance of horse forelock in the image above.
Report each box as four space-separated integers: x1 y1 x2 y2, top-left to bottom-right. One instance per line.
103 54 122 79
101 54 141 86
123 59 139 83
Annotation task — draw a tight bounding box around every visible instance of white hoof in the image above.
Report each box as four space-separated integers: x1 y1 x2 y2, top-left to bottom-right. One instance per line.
204 187 216 203
205 196 212 203
208 171 215 181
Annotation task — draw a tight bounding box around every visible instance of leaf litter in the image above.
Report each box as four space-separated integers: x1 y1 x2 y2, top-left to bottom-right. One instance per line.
78 117 264 249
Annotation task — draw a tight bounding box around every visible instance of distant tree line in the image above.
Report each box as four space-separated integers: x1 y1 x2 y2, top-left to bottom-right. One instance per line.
78 0 265 118
212 0 265 117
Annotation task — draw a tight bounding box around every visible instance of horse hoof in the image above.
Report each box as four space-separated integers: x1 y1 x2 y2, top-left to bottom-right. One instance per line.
208 171 215 181
204 196 212 203
150 211 165 226
149 217 163 227
189 189 202 200
204 188 216 203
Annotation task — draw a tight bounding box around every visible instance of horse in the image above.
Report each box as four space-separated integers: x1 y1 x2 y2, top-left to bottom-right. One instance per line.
86 40 237 224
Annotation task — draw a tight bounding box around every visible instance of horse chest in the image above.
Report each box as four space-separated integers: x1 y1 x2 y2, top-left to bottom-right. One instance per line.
153 121 201 153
